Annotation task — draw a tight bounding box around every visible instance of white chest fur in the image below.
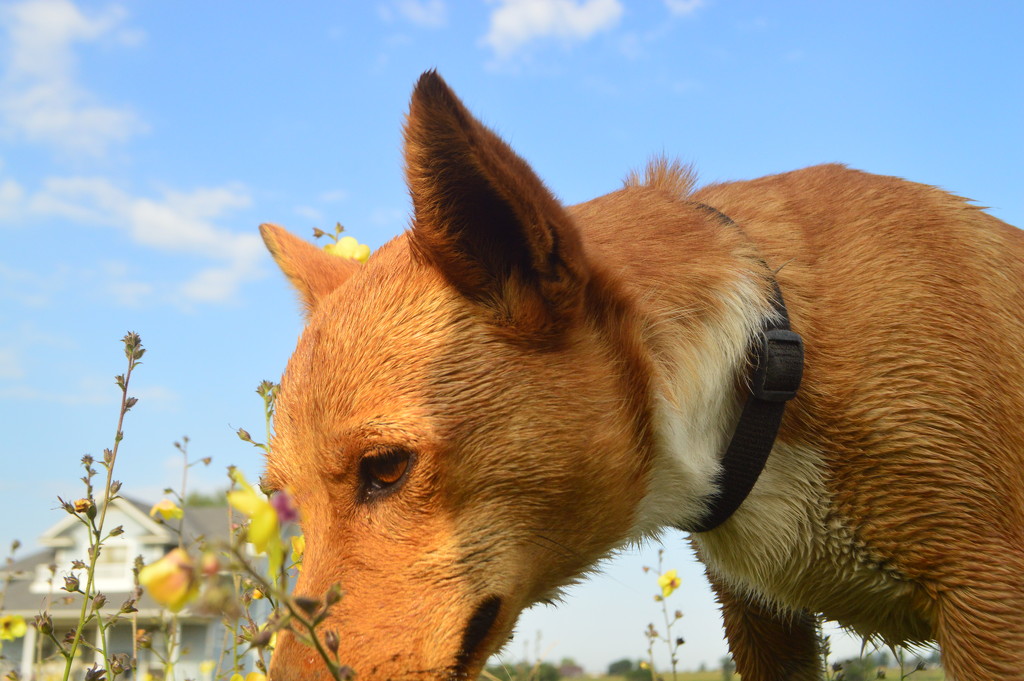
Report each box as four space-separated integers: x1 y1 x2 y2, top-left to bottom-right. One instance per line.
632 279 931 644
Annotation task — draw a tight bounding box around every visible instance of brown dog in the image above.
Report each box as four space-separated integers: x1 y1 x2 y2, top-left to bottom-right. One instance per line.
259 71 1024 680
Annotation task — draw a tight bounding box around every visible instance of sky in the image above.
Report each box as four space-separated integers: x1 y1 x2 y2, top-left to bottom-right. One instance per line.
1 0 1021 673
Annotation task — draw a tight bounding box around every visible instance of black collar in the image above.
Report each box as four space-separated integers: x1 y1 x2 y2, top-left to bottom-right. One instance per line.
681 206 805 533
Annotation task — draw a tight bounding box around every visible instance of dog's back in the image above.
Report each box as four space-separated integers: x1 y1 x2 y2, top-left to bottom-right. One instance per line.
689 164 1024 676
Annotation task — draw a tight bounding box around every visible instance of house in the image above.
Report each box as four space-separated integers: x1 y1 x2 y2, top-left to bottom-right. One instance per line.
0 496 263 681
558 662 585 679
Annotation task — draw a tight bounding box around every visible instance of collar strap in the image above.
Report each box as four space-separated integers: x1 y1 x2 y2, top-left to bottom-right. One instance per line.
683 208 805 533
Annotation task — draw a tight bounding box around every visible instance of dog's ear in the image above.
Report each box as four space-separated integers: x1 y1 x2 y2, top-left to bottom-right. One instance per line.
404 71 588 334
260 223 361 317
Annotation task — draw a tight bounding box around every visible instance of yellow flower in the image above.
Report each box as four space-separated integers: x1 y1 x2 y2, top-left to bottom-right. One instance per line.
290 534 305 571
0 615 27 640
138 548 199 612
658 569 681 598
199 660 216 675
323 235 371 263
149 499 184 520
228 469 284 577
230 674 267 681
639 661 650 670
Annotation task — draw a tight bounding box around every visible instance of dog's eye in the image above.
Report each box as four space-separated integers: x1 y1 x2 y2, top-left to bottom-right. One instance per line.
358 448 413 501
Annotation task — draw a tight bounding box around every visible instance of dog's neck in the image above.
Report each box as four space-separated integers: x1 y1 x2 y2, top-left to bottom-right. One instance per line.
627 258 776 540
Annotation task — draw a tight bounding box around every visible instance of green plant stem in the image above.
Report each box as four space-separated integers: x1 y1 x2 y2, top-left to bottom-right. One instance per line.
228 545 346 681
660 598 677 681
62 335 141 681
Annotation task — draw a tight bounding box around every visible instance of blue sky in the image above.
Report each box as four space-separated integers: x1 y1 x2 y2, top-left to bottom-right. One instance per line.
1 0 1021 672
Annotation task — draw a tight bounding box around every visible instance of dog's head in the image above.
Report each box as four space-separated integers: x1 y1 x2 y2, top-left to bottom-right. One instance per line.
262 72 656 680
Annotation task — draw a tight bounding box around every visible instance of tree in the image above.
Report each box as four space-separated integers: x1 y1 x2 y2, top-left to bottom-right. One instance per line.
607 659 634 676
624 664 652 681
185 490 227 506
837 656 878 681
535 663 560 681
485 662 560 681
721 656 735 681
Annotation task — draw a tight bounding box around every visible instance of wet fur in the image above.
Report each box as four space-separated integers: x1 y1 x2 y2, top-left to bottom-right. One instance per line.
262 72 1024 681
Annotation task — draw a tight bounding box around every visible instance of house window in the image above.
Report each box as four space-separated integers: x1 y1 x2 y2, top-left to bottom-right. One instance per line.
94 544 128 581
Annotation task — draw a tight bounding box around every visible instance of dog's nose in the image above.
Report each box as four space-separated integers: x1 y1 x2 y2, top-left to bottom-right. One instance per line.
454 596 503 676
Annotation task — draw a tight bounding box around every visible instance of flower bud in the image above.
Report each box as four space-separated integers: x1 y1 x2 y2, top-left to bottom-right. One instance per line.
92 593 107 611
35 613 53 635
324 630 340 655
251 628 274 648
63 575 80 593
84 663 106 681
324 583 343 607
294 596 320 615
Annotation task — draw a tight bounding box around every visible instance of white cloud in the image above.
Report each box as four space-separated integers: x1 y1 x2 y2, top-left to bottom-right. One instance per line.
483 0 624 57
25 177 264 304
133 383 179 409
0 375 113 405
0 347 25 380
293 205 325 223
0 374 175 407
98 261 154 307
0 177 25 220
0 323 71 385
0 261 69 307
395 0 446 28
178 259 259 304
664 0 704 16
319 188 349 203
0 0 148 156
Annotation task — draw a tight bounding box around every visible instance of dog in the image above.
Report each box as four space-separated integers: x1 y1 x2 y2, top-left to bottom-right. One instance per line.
259 71 1024 680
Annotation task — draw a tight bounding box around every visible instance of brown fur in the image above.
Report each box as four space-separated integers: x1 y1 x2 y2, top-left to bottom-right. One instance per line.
260 71 1024 680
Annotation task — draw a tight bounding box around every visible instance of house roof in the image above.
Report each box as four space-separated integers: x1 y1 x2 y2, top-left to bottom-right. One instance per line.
1 498 243 621
5 546 54 578
36 496 237 548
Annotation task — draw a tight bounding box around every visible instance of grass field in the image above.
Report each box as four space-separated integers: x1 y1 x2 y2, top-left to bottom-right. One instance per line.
597 669 945 681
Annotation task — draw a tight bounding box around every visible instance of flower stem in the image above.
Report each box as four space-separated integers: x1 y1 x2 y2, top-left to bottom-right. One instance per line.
61 333 143 681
